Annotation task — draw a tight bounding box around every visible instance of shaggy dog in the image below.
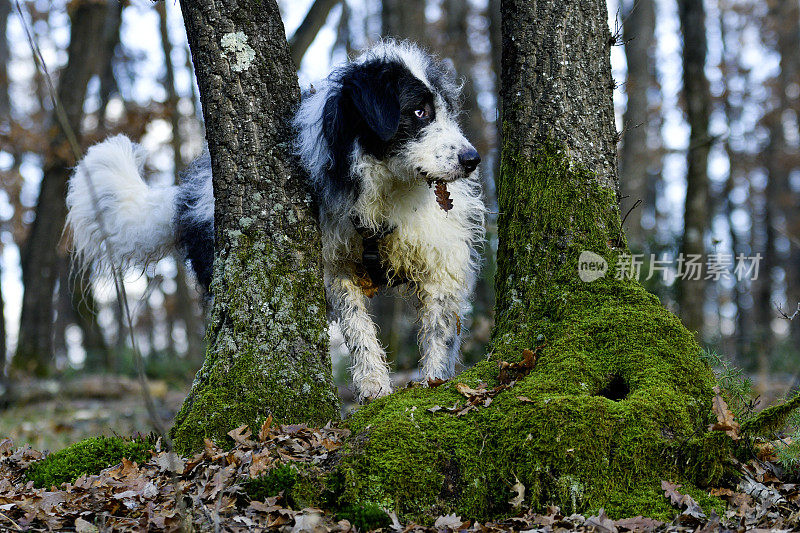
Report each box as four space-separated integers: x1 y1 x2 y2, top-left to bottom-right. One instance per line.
66 41 486 400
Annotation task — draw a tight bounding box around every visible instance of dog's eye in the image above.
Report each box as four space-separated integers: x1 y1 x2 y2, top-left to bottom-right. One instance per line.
414 108 429 119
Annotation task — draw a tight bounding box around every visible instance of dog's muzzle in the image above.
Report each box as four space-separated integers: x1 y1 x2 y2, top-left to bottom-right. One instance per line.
458 148 481 175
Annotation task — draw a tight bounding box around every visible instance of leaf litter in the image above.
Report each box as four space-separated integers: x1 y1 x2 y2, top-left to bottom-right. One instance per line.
3 361 800 531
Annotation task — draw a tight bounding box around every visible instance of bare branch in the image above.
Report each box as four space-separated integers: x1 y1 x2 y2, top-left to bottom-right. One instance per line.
288 0 341 66
776 302 800 321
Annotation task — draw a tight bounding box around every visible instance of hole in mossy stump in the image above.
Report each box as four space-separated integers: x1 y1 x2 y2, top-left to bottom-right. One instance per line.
597 374 629 401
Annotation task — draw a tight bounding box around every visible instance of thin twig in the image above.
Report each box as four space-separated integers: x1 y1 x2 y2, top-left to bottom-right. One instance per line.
776 302 800 321
0 510 22 531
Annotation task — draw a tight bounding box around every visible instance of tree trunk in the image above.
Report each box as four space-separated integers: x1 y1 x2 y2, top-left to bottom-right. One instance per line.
619 0 656 250
157 1 205 364
68 265 111 370
327 0 718 521
14 2 108 376
0 0 11 120
171 0 339 453
676 0 712 338
0 0 12 376
771 0 800 348
288 0 341 66
755 118 779 393
98 2 123 119
382 0 427 42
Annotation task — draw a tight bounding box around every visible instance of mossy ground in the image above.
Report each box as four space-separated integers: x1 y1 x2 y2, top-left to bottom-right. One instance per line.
25 435 154 488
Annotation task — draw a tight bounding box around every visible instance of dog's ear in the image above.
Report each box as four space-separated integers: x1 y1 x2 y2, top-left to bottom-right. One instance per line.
343 68 400 142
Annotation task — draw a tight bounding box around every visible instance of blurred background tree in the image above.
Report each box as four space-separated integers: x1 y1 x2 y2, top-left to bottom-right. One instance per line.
0 0 798 443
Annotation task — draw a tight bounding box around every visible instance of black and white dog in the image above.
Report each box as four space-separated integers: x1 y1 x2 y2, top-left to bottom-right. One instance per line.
66 41 485 400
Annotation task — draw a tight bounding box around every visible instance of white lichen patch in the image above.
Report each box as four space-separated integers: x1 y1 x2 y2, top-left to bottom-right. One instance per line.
221 31 256 72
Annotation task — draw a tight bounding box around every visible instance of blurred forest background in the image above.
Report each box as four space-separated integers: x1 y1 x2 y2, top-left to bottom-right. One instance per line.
0 0 798 448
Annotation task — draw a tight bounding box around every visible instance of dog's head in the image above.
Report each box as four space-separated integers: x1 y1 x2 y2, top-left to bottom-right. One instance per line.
295 41 480 204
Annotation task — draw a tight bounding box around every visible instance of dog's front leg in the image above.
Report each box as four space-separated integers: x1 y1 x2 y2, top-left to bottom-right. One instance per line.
325 267 392 401
418 284 464 382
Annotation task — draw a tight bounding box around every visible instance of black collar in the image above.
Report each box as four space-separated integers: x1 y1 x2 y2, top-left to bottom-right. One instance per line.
350 217 403 290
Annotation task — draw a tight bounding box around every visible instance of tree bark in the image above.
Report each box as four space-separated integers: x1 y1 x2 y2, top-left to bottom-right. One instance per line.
0 0 11 121
172 0 339 453
756 118 779 393
0 0 12 376
14 2 108 376
771 0 800 347
619 0 656 250
157 1 205 364
68 263 111 369
676 0 712 338
382 0 427 42
288 0 341 67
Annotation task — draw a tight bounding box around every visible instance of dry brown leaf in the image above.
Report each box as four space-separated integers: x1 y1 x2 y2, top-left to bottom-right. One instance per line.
433 181 454 211
614 515 663 532
434 513 467 529
259 415 274 442
227 425 255 446
661 480 706 521
585 508 617 532
709 385 740 440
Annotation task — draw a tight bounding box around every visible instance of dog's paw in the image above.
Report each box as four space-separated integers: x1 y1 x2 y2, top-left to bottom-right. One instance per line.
356 374 393 403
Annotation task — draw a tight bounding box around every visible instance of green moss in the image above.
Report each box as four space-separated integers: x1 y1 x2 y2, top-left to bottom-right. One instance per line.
25 436 154 488
335 503 392 532
244 463 299 506
742 393 800 436
318 142 721 522
171 232 339 454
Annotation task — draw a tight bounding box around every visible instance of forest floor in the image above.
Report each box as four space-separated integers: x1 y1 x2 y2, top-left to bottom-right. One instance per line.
0 374 799 531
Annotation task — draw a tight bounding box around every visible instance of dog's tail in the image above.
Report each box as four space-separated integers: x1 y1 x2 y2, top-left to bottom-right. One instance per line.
66 135 178 276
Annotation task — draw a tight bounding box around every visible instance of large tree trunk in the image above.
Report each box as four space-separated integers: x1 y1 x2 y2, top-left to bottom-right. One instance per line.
382 0 427 42
14 2 108 376
771 0 800 348
0 0 10 120
325 0 718 521
0 0 12 376
676 0 712 338
288 0 341 66
171 0 339 453
619 0 656 250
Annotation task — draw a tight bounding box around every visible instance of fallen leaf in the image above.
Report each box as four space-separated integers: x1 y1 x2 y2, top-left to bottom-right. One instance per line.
614 515 663 532
661 480 706 522
228 425 255 446
509 477 525 507
709 385 740 440
75 517 99 533
585 508 617 532
259 415 274 442
434 513 466 529
154 452 185 474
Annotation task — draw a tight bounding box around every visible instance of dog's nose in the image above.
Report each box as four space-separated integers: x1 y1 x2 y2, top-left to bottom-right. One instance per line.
458 148 481 174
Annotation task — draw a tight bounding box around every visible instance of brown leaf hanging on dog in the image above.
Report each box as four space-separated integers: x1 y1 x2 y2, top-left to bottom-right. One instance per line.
434 180 453 211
